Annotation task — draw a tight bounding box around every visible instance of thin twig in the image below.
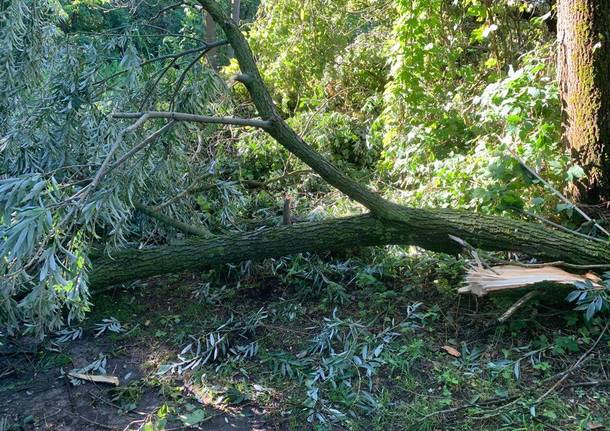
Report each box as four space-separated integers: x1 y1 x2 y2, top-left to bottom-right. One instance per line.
497 290 538 323
78 415 118 430
565 379 610 388
139 56 179 111
523 210 607 244
508 147 610 238
107 121 176 175
449 234 499 274
242 169 314 188
535 322 609 403
169 49 208 111
533 417 567 431
149 1 188 21
153 173 213 210
78 113 150 203
134 202 212 237
418 396 516 422
92 41 228 86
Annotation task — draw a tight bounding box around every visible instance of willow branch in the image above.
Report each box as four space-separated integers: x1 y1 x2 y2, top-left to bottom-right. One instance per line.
134 202 213 237
154 173 214 210
113 111 271 129
79 113 150 202
93 40 228 86
107 121 176 175
169 49 208 111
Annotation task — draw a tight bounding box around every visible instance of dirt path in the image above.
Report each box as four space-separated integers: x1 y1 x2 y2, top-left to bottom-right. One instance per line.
1 335 275 430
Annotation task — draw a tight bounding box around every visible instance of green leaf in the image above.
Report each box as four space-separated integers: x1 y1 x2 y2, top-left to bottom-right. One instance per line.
179 409 207 426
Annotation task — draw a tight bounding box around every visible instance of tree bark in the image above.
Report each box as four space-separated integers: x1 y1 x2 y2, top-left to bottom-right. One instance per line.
558 0 610 203
231 0 240 24
89 210 610 289
205 11 218 70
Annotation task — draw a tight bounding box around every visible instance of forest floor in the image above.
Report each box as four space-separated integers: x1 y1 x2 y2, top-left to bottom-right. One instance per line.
1 251 610 430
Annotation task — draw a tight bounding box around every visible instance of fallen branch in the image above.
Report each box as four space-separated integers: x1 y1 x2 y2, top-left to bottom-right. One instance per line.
89 0 610 293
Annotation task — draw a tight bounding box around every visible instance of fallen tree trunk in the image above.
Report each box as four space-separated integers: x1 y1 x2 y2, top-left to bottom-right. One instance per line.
89 209 610 289
89 1 610 291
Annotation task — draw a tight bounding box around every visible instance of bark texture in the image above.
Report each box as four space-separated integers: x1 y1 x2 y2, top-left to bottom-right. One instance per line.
205 11 218 70
558 0 610 203
231 0 240 24
89 210 610 289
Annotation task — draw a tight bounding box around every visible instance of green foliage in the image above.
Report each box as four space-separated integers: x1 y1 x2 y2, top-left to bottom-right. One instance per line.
0 0 600 342
247 0 391 111
377 0 562 214
0 0 235 335
566 273 610 320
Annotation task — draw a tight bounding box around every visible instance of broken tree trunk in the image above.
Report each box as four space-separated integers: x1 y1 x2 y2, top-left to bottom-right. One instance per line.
461 265 602 297
90 0 610 291
89 210 610 289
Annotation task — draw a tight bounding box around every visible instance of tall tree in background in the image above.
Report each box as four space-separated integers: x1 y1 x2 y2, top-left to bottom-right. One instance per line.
558 0 610 204
205 11 218 69
232 0 241 23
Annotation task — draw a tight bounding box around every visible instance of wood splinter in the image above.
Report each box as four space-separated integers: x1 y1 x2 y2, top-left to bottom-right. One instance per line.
68 372 120 386
459 265 602 297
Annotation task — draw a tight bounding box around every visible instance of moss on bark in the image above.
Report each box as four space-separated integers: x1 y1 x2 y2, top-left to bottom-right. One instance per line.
558 0 610 203
89 209 610 289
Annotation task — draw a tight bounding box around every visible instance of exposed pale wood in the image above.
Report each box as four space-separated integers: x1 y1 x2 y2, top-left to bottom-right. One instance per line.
68 373 120 386
460 265 602 297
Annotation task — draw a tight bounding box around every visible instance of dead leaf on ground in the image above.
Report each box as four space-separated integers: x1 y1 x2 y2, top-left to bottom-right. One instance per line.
441 345 461 357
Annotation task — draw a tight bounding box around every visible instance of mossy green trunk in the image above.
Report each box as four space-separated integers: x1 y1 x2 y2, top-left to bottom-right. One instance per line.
558 0 610 203
89 209 610 289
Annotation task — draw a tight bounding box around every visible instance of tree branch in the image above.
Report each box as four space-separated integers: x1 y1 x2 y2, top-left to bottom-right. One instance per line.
134 202 213 237
169 48 208 110
113 111 271 129
196 0 402 221
80 113 150 202
107 121 176 175
93 40 228 87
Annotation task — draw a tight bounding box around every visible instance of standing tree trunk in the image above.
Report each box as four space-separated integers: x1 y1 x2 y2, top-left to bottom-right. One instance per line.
205 11 218 70
558 0 610 204
231 0 241 24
